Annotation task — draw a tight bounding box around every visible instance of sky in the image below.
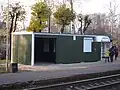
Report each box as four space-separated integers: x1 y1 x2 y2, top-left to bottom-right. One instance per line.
0 0 120 26
1 0 120 14
74 0 120 14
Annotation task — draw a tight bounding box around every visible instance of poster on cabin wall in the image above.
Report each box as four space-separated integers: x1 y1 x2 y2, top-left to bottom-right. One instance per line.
83 37 93 52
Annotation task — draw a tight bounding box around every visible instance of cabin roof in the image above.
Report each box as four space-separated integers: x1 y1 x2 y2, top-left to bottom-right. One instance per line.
13 32 111 42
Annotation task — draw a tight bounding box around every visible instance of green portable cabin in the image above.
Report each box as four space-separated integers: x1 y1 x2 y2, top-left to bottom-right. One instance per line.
11 32 110 66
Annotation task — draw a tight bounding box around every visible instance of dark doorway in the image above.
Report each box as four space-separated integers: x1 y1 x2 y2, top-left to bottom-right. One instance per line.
34 37 56 64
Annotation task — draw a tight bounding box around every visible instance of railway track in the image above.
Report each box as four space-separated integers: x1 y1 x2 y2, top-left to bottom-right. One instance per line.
24 73 120 90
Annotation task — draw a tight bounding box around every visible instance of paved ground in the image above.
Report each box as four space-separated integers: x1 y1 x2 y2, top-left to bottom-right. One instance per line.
0 59 120 85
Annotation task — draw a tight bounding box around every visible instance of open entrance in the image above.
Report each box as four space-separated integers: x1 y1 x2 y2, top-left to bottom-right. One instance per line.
34 37 56 64
101 42 110 59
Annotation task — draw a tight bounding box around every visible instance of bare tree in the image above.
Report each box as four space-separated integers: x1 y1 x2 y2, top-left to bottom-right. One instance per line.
89 13 110 34
106 0 119 37
45 0 55 33
3 2 26 60
77 14 91 35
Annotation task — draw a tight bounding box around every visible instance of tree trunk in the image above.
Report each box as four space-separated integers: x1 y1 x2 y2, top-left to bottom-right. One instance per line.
83 21 87 34
13 13 18 32
9 15 14 33
48 14 51 33
61 24 65 33
48 8 51 33
39 19 42 32
83 23 89 34
83 27 86 34
78 19 83 35
10 14 18 61
9 33 11 60
80 20 83 35
33 30 36 32
9 14 15 60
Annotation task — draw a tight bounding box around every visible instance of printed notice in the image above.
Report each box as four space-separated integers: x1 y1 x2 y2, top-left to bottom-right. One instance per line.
83 38 93 52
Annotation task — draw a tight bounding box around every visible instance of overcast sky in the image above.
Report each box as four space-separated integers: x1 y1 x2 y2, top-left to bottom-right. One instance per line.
1 0 120 14
0 0 120 26
74 0 120 14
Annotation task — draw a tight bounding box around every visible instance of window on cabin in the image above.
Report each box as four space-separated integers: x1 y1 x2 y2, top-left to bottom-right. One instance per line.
83 37 93 52
43 39 49 52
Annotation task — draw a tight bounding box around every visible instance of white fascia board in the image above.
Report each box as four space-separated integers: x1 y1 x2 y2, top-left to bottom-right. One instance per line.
34 32 96 37
13 32 33 35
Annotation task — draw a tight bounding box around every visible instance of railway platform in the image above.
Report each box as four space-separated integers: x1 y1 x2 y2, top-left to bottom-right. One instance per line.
0 59 120 86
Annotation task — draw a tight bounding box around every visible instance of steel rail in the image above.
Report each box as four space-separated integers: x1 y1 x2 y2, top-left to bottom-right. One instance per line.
24 73 120 90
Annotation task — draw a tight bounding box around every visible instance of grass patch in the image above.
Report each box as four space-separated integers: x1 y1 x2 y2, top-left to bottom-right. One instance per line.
0 65 8 73
0 60 10 73
0 60 10 64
